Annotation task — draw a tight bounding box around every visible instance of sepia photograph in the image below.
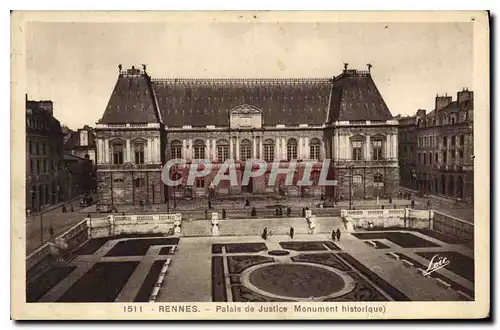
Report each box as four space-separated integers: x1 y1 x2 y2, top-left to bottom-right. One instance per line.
11 10 490 320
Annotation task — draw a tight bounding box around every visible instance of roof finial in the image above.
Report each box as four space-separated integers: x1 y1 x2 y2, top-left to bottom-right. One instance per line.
118 64 122 73
142 64 147 73
343 63 349 72
367 63 372 72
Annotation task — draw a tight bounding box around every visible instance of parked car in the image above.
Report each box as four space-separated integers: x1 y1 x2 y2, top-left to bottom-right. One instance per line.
317 201 335 208
96 204 112 213
80 196 94 207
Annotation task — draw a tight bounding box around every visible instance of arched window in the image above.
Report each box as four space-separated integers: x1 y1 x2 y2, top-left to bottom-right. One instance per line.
171 140 182 159
263 139 275 162
240 139 252 161
371 136 384 160
133 139 146 164
217 139 229 162
351 136 364 161
287 138 298 161
309 138 321 160
134 177 145 188
374 173 383 183
111 140 124 165
193 140 205 159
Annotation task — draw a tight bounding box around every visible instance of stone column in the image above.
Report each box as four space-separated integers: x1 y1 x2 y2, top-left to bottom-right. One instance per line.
345 135 350 160
252 136 257 159
212 139 217 162
235 137 240 161
259 137 263 160
339 135 345 160
275 138 280 160
97 139 103 164
304 137 310 159
104 139 109 163
282 137 287 159
386 135 391 160
188 139 193 161
298 137 303 159
229 137 234 159
182 139 187 159
206 139 211 160
126 139 131 163
392 134 398 160
365 135 371 160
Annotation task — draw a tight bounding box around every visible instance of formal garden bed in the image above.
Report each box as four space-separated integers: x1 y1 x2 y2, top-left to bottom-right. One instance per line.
352 232 440 248
133 260 166 302
26 266 76 302
105 238 180 256
57 261 139 302
279 241 338 251
211 256 227 302
74 234 169 255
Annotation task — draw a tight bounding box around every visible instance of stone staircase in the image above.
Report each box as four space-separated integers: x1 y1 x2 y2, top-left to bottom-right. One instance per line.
181 216 344 237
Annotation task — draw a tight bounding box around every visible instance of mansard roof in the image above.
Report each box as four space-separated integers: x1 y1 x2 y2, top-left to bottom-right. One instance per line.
98 66 394 127
99 67 160 124
327 69 393 122
151 78 332 127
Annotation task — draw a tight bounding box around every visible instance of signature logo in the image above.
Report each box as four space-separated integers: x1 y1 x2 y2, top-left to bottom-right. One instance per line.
423 254 450 276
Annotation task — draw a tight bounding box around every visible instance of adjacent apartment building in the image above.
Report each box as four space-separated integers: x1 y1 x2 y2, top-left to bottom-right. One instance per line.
398 89 474 202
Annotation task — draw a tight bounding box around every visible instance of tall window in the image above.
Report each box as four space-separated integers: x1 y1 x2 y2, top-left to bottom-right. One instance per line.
442 151 447 164
309 138 321 160
112 142 124 165
372 139 384 160
29 141 33 154
35 142 39 155
351 140 363 161
451 136 456 146
428 152 432 165
240 139 252 161
134 143 145 164
171 140 182 159
443 136 448 147
435 153 438 164
193 140 205 159
217 140 229 162
195 177 205 188
264 139 274 162
460 135 465 146
423 153 427 165
135 178 145 188
287 139 298 161
374 173 383 183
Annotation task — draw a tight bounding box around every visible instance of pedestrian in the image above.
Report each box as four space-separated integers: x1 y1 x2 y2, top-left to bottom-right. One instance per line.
122 212 125 216
70 204 74 212
331 229 336 241
427 200 431 209
411 199 415 208
49 226 54 237
251 206 257 217
336 228 341 241
289 227 294 239
62 205 67 213
381 205 385 210
302 207 306 217
208 200 212 210
262 227 268 240
286 206 291 217
393 204 397 209
205 209 208 220
276 207 280 217
279 207 283 216
320 193 325 201
388 197 392 204
87 213 91 219
222 208 227 219
245 199 250 207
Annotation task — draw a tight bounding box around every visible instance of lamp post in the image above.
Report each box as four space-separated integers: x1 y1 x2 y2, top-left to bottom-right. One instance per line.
348 165 354 210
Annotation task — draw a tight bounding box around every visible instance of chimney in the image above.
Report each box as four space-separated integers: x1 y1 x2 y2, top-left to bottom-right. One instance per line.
457 88 473 104
416 109 427 118
435 94 452 111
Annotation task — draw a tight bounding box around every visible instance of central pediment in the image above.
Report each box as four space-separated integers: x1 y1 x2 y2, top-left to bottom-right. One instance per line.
229 104 262 129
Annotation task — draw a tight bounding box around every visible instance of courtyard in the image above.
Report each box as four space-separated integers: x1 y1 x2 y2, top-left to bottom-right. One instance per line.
27 226 474 303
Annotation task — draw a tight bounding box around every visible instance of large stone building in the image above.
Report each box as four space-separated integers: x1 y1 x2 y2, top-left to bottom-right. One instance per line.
95 64 399 207
397 89 474 201
26 96 65 211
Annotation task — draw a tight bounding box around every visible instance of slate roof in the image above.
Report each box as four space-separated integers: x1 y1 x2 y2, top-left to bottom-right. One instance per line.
327 70 393 122
98 67 394 127
425 99 474 117
152 78 332 127
99 69 160 124
64 129 96 150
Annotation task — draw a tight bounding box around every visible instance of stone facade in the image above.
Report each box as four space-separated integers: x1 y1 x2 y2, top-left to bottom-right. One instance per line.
95 65 399 207
397 89 474 201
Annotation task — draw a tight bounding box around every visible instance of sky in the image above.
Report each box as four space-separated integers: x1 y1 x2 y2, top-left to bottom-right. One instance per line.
26 21 473 130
